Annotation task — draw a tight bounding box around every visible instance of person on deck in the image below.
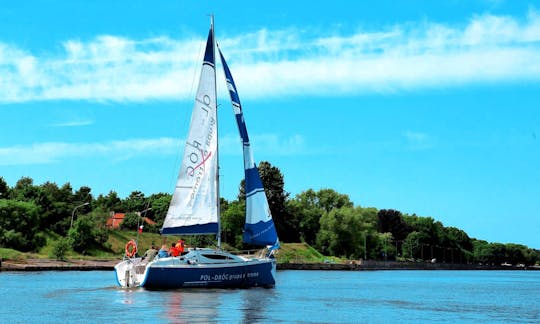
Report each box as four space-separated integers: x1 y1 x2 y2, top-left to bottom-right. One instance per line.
158 244 169 258
142 245 158 262
177 239 185 254
169 242 180 257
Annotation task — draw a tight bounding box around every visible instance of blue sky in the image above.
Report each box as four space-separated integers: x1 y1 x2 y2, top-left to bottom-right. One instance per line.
1 1 539 248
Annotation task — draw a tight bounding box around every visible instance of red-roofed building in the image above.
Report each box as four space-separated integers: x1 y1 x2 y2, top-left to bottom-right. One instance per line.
106 212 157 229
106 212 125 229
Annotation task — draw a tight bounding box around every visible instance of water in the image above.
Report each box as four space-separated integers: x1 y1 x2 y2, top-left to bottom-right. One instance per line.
1 270 538 323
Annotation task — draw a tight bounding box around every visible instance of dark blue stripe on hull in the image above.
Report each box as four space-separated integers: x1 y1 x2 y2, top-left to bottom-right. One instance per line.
142 261 275 289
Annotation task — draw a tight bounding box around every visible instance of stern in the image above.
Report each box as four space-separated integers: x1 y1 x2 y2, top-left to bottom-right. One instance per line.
114 258 147 287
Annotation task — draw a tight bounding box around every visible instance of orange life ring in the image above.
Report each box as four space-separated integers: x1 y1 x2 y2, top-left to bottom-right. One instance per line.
125 240 137 258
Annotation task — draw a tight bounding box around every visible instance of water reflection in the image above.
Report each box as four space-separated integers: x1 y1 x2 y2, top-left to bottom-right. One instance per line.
119 288 137 305
164 290 221 323
240 289 276 323
165 291 183 322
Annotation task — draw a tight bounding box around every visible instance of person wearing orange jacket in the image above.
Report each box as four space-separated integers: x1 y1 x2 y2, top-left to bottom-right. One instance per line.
177 239 185 254
169 242 180 257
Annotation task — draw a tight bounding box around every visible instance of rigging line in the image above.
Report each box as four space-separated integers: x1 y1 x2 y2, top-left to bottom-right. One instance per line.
167 33 206 194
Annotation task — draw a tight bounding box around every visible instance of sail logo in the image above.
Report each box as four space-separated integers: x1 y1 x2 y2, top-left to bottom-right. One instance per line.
249 222 275 239
187 148 212 177
184 93 216 203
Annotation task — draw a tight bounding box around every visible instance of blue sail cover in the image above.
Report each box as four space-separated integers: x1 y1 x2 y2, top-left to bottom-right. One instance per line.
218 48 280 248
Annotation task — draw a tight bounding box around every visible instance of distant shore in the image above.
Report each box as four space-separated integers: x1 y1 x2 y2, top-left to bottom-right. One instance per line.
279 260 540 271
1 258 539 272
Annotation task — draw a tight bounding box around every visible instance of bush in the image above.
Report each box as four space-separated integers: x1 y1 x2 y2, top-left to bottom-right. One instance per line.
68 215 109 254
50 238 71 261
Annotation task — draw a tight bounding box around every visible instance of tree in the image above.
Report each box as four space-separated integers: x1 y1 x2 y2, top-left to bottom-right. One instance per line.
149 193 172 227
68 214 109 254
9 177 39 202
289 189 353 245
0 177 9 199
38 181 73 234
95 191 122 211
473 240 508 265
402 214 452 261
372 232 395 260
505 243 527 265
120 212 142 230
122 191 148 213
402 231 429 260
73 186 92 205
0 199 45 251
316 206 375 259
377 209 410 241
220 200 245 249
445 226 473 255
524 248 540 266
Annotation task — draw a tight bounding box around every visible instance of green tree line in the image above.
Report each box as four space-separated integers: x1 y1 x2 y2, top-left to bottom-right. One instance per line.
1 164 539 265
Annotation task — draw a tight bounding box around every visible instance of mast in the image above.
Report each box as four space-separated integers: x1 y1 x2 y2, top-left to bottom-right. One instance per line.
212 15 222 249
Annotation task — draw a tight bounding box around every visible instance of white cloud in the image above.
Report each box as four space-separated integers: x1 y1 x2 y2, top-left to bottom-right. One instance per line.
1 10 540 103
0 133 306 165
50 119 95 127
0 138 178 165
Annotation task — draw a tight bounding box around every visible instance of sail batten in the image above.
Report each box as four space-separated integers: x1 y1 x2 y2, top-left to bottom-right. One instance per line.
218 47 280 248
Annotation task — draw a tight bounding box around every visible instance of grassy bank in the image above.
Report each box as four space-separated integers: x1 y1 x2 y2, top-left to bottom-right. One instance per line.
0 230 336 265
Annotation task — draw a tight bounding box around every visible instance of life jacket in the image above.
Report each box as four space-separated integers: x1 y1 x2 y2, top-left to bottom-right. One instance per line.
170 246 180 257
177 240 185 253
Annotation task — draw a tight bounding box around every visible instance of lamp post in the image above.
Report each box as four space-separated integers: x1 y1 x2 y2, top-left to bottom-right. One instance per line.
70 202 89 229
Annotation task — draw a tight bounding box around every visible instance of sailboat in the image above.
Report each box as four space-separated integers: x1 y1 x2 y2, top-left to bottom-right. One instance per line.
114 19 280 289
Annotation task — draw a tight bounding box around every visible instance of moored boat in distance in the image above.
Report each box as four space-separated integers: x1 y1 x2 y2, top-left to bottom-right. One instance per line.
114 17 280 289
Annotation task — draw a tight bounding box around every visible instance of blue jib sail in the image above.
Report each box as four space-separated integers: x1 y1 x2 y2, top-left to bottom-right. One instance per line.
218 47 280 249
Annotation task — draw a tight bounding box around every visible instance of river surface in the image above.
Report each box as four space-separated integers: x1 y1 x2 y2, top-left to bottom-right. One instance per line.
1 270 538 323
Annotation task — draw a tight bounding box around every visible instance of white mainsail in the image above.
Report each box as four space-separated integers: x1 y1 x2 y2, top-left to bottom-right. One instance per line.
162 24 218 235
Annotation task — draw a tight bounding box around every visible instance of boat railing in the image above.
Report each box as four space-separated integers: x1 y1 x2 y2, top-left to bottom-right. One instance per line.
229 248 266 259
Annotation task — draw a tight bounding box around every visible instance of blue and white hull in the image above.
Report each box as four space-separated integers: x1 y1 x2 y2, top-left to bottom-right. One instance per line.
114 249 276 289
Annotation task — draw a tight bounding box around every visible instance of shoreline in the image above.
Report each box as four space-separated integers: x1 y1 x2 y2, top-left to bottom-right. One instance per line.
0 258 118 271
1 258 538 272
279 260 540 271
